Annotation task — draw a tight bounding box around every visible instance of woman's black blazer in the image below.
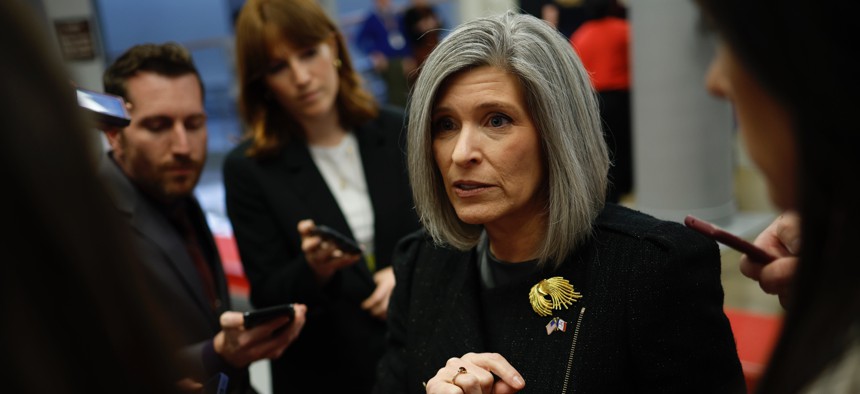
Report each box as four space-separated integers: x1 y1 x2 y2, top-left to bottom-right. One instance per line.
223 106 420 393
375 203 746 394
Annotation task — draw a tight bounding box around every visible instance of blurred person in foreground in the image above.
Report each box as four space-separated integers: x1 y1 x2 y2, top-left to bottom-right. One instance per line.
374 10 744 394
226 0 419 392
0 1 181 392
697 0 860 392
100 42 306 393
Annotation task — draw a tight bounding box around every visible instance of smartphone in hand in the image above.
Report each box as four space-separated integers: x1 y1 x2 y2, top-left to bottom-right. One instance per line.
684 215 776 264
243 303 295 329
311 225 362 255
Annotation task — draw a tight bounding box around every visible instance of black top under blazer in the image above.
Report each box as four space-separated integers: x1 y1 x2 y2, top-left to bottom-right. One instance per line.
375 203 746 394
223 106 420 393
100 156 255 394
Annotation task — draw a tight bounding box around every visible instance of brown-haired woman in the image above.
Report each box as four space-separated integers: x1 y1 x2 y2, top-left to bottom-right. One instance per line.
223 0 419 392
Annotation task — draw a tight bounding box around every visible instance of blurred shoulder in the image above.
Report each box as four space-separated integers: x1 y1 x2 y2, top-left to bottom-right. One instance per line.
370 105 407 128
392 228 432 262
595 203 714 251
360 105 408 150
223 138 268 183
224 138 254 164
378 104 406 118
391 228 464 267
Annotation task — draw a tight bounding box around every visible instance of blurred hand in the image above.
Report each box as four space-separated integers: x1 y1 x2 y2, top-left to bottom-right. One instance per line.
739 211 800 308
213 304 307 368
362 266 395 320
175 378 203 392
425 353 525 394
298 219 360 283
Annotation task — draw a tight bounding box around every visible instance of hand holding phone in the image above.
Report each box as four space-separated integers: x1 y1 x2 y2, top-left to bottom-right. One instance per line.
243 303 295 329
684 215 776 264
311 225 362 255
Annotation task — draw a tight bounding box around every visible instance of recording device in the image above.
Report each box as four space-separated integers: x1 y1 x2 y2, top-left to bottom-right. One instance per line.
243 303 296 329
312 225 363 255
75 87 131 128
684 215 776 264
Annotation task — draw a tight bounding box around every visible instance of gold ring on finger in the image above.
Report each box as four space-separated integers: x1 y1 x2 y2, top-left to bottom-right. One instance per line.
451 366 467 385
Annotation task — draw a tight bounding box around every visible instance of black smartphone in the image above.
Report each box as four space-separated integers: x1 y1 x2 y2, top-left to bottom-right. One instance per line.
684 215 776 264
76 87 131 128
312 225 362 255
203 372 229 394
243 303 295 329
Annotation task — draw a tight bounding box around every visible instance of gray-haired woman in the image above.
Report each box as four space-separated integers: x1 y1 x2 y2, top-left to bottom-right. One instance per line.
374 11 745 394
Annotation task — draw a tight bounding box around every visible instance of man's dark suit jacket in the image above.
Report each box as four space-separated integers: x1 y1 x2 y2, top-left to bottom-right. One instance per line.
100 155 255 394
375 203 747 394
223 106 420 393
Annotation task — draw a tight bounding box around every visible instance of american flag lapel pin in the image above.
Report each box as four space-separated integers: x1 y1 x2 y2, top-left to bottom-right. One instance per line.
545 316 559 335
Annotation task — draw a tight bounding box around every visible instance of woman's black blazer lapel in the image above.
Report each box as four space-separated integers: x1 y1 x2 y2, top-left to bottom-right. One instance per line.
278 141 352 234
354 109 416 271
276 137 377 286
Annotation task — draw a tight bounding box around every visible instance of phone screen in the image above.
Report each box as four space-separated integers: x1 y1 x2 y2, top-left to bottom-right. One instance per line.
76 88 131 127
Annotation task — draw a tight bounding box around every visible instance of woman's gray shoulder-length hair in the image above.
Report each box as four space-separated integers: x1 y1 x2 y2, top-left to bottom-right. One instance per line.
408 10 609 267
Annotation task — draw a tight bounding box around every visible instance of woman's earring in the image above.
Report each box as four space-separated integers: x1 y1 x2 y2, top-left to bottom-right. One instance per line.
333 58 342 69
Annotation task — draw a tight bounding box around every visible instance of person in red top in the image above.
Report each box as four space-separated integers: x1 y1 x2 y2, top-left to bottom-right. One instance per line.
570 0 632 203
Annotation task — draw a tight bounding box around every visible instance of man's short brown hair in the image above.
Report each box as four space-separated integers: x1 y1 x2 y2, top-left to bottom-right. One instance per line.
103 42 204 102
